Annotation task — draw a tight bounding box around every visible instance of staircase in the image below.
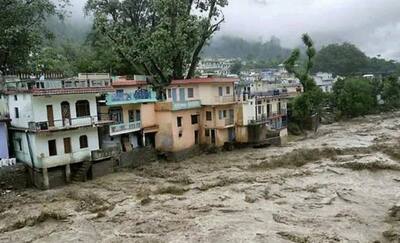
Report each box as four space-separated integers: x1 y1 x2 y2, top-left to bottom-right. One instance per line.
72 161 92 182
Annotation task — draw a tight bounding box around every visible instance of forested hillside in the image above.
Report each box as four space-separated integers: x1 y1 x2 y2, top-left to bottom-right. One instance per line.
203 36 291 62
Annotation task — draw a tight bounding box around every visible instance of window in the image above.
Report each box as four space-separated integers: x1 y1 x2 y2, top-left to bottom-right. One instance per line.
14 107 19 118
205 129 210 137
191 115 199 124
76 100 90 117
188 88 194 98
226 86 230 95
223 110 227 118
14 95 17 101
128 110 135 122
48 140 57 156
177 117 182 127
79 135 88 149
63 138 72 154
206 111 212 121
167 89 172 98
218 87 223 96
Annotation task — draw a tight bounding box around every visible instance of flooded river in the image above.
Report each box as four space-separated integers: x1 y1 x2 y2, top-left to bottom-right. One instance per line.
2 112 400 242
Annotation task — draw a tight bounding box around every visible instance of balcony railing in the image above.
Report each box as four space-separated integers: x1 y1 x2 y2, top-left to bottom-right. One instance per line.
225 117 235 126
106 90 157 105
155 100 202 111
172 100 202 110
28 116 109 131
214 95 235 103
35 79 110 89
109 121 141 136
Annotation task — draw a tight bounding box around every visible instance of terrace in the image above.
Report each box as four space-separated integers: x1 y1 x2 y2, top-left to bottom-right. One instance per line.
106 90 157 106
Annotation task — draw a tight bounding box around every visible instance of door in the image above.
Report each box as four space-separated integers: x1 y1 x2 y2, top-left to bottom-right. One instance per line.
194 130 199 145
172 88 177 102
63 137 72 154
179 88 185 101
47 105 54 127
61 101 71 126
278 102 281 114
211 129 216 145
228 128 235 142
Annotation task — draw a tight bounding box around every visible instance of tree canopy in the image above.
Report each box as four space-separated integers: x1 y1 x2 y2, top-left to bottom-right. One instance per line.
313 43 400 76
86 0 228 93
0 0 68 77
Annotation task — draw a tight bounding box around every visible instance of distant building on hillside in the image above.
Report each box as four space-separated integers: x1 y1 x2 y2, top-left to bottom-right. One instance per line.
313 72 336 93
197 58 237 77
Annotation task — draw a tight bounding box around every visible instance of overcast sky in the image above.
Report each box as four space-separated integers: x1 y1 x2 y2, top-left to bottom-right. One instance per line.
69 0 400 60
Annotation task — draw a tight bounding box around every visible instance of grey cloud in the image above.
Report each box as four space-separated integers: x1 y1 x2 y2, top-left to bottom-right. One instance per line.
220 0 400 60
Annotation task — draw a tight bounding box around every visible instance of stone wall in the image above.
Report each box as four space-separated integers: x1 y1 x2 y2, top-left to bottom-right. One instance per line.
120 147 158 168
92 159 115 179
0 164 30 190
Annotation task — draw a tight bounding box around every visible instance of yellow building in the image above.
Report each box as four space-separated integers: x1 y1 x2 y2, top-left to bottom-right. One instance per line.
155 77 238 154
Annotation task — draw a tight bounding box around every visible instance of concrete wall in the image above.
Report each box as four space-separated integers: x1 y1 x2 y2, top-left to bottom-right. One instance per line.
141 103 156 128
32 94 98 123
236 126 249 143
13 127 99 169
8 94 33 128
0 122 9 159
155 109 201 152
0 93 8 116
92 160 114 178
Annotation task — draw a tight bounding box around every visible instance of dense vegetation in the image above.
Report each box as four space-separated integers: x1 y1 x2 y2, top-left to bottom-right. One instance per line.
313 43 400 76
203 36 291 63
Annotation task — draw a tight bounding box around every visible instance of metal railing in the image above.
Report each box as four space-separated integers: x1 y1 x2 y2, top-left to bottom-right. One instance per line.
28 116 101 131
225 117 235 126
172 100 202 110
106 90 157 105
214 95 235 103
109 121 141 135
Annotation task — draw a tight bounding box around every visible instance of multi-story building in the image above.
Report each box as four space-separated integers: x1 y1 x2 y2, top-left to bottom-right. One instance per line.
236 84 289 145
155 77 238 157
1 74 114 188
103 76 158 151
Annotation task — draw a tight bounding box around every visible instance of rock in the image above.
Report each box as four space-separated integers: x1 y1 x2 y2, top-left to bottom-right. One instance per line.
244 193 258 203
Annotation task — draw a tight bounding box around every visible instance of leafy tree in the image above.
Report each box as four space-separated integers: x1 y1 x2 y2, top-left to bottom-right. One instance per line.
334 78 375 117
284 34 317 92
382 76 400 109
0 0 68 79
284 34 325 131
86 0 228 95
229 61 242 75
313 43 369 76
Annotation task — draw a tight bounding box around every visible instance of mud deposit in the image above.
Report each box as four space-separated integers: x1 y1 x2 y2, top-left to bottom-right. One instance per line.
2 113 400 242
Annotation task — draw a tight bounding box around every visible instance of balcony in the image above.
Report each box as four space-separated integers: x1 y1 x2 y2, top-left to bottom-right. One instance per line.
225 117 235 126
28 116 112 132
109 121 141 136
155 100 202 111
106 90 157 106
214 95 235 104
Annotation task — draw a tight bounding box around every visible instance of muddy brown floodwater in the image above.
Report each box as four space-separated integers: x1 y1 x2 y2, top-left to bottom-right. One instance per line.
2 113 400 243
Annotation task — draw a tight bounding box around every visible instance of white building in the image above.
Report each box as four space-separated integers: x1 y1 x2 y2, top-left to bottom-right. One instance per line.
314 72 335 93
2 75 114 188
197 58 236 77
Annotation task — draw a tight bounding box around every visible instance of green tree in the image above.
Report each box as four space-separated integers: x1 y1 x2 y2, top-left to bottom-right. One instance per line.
284 34 325 131
334 78 375 117
382 76 400 109
229 61 242 75
284 34 317 92
0 0 68 79
313 43 369 76
86 0 228 95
